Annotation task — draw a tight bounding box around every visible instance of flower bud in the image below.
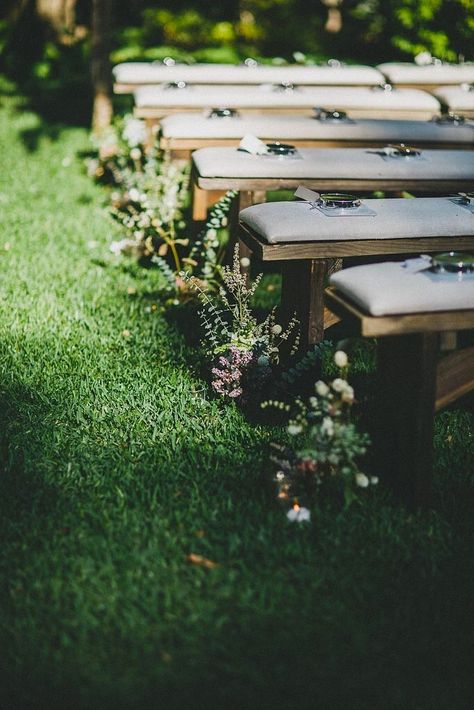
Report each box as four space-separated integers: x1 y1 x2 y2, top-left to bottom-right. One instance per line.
334 350 348 368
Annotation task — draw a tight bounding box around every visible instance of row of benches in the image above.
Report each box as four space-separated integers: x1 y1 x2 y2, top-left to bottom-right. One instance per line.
112 59 474 506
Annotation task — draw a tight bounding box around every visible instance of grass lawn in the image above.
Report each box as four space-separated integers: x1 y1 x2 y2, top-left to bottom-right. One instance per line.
0 81 473 710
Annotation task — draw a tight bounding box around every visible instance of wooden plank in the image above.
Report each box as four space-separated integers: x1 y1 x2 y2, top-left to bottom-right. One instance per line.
197 175 474 193
435 346 474 410
239 225 474 262
325 288 474 336
135 106 437 123
161 136 474 153
280 259 334 347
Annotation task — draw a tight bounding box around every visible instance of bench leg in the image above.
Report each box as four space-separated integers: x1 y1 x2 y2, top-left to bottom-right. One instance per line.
192 184 211 221
374 333 438 507
227 190 266 266
280 259 333 348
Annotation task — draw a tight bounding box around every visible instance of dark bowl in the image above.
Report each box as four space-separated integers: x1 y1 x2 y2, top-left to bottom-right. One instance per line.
266 142 297 155
433 112 466 125
209 108 240 118
319 193 360 208
387 143 421 157
431 251 474 273
164 81 187 90
314 107 348 121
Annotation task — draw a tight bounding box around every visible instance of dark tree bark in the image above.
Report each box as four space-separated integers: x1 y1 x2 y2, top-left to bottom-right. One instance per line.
91 0 113 132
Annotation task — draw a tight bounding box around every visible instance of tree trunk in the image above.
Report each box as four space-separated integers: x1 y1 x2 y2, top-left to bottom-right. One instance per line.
91 0 113 133
36 0 77 34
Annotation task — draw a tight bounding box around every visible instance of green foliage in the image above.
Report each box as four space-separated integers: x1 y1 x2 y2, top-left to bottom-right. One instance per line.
1 0 473 123
0 83 474 710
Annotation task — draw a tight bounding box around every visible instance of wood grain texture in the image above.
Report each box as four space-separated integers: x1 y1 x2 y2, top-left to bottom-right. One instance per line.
196 175 474 192
435 346 474 410
159 137 473 155
325 288 474 336
239 225 474 261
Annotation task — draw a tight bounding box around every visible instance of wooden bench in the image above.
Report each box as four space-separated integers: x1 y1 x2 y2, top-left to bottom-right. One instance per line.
238 196 474 348
113 61 385 94
191 145 474 221
134 85 441 142
159 112 474 159
325 259 474 507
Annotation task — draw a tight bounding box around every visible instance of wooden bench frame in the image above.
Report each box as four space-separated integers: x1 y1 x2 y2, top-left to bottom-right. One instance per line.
191 159 474 220
239 222 474 349
325 286 474 507
159 134 474 161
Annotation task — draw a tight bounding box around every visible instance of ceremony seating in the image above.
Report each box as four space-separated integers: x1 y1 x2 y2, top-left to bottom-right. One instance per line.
113 61 385 94
191 145 474 219
326 259 474 507
238 196 474 347
134 85 441 131
159 112 474 158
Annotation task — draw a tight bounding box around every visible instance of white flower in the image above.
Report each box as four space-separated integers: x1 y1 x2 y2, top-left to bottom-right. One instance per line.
276 471 285 481
271 324 282 335
334 350 348 368
240 257 250 268
293 51 306 64
341 385 355 403
287 506 311 523
370 476 379 485
355 473 369 488
415 51 432 66
288 423 303 436
122 117 147 147
206 228 217 239
321 417 334 437
130 147 142 161
315 380 329 397
128 188 140 202
331 378 347 393
109 238 137 255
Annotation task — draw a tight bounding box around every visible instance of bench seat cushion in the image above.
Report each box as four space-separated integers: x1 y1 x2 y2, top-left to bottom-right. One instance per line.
193 146 474 180
114 62 384 86
377 62 474 86
239 197 474 244
434 86 474 113
161 112 474 144
329 261 474 315
135 85 440 113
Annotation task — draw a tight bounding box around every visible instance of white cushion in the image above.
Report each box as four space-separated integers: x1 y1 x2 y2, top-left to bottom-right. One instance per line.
161 112 474 144
114 62 384 86
329 261 474 315
193 146 474 180
135 85 440 113
434 86 474 112
239 197 474 244
377 62 474 86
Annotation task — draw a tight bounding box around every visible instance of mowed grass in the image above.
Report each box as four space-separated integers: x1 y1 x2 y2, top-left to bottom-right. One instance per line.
0 84 473 710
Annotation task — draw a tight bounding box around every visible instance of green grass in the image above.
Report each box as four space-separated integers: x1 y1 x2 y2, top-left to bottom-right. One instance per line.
0 83 473 710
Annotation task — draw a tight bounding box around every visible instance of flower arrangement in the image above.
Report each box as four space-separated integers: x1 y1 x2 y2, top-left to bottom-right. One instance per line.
182 245 299 403
264 350 375 522
109 152 190 268
86 114 149 185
